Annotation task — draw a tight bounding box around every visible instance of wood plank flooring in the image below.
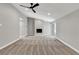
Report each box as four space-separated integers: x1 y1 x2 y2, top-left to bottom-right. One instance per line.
0 36 78 55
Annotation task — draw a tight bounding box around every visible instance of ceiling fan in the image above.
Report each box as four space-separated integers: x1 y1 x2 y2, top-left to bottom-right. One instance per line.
20 3 39 13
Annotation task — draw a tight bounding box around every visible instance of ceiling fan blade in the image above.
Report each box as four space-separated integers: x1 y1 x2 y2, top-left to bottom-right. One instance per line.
32 8 36 13
20 5 30 9
32 3 39 8
20 5 27 8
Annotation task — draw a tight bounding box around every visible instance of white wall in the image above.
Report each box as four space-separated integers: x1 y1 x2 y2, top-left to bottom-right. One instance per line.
56 9 79 50
0 4 27 47
43 22 54 36
35 20 53 36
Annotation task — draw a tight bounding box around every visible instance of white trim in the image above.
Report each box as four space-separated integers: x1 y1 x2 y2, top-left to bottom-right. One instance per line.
0 38 20 50
45 35 56 39
56 36 79 54
0 35 26 50
1 35 79 54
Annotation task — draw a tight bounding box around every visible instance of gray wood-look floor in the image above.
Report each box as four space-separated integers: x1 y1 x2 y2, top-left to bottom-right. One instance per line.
0 36 78 55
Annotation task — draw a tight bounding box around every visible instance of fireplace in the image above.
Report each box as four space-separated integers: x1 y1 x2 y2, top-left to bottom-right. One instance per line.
36 29 42 33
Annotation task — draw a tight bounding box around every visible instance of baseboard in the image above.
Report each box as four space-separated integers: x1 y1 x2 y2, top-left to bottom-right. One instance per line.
0 35 26 50
1 35 79 54
44 35 56 38
56 36 79 54
0 38 20 50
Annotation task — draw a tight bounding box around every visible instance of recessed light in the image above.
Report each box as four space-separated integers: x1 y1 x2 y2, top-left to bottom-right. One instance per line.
19 18 23 21
48 13 51 15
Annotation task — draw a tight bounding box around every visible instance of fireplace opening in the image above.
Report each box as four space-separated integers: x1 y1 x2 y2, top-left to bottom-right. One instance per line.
36 29 42 33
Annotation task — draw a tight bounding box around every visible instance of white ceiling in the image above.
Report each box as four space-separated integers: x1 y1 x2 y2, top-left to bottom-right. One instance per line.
38 3 79 19
12 3 79 22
